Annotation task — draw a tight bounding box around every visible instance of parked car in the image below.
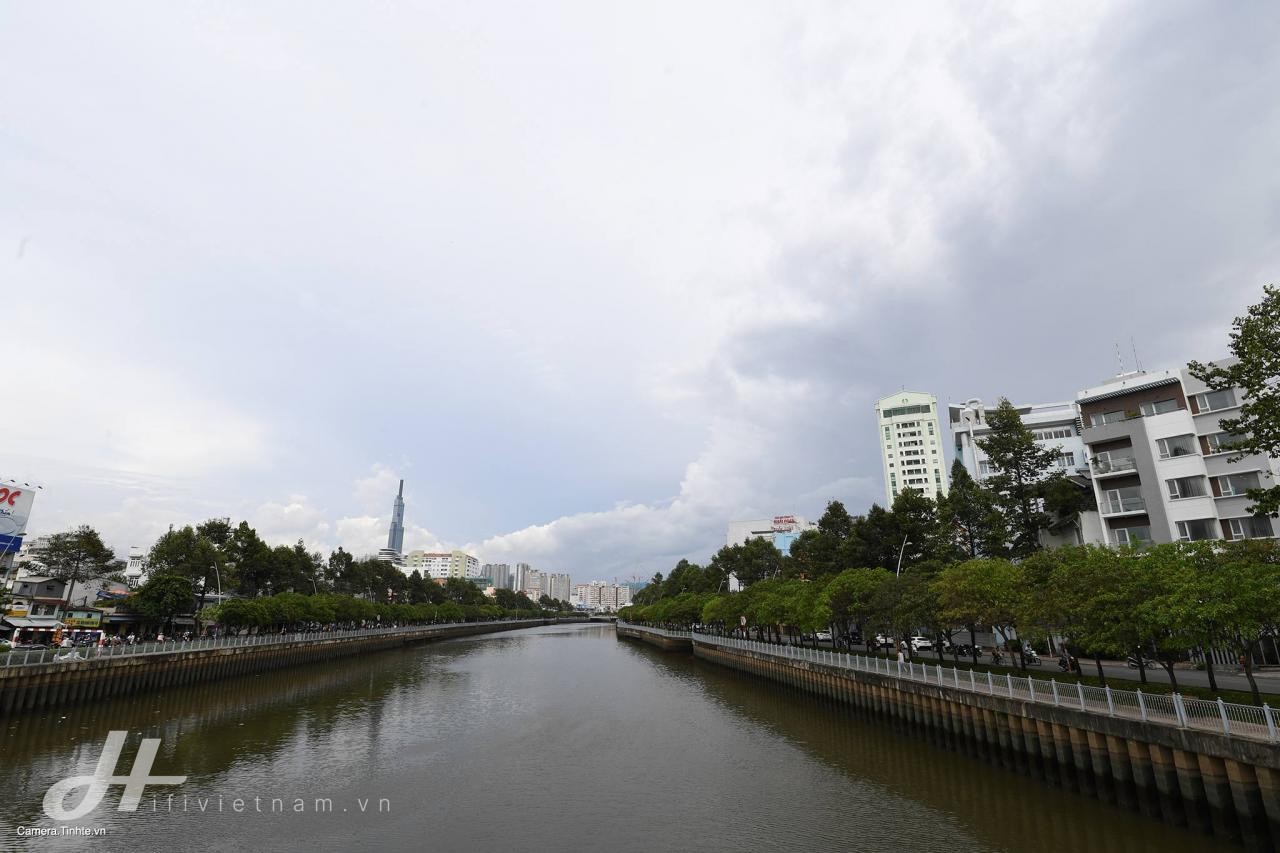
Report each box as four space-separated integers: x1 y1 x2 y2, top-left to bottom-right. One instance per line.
874 634 894 650
11 643 49 650
909 636 933 652
815 630 832 642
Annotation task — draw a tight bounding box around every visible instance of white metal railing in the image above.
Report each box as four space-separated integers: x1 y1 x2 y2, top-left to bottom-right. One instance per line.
618 623 691 639
1091 456 1137 476
0 618 544 670
651 627 1280 744
1100 495 1147 516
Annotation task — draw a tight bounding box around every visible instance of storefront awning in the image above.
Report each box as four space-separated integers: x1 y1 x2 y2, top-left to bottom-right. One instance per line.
2 617 63 629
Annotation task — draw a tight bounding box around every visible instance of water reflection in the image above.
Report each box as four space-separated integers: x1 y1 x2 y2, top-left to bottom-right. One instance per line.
0 625 1230 852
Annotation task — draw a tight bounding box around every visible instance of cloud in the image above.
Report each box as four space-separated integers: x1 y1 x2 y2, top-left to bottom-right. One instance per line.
4 2 1278 583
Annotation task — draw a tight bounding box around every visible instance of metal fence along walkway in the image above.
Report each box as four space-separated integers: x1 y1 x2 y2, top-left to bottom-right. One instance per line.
0 620 532 670
620 623 1280 743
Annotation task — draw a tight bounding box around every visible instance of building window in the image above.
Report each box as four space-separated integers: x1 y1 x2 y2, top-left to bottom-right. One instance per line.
1091 411 1127 427
883 405 932 419
1055 452 1075 468
978 460 995 476
1226 516 1274 541
1176 519 1218 542
1193 389 1238 413
1205 431 1245 454
1217 471 1261 497
1166 476 1207 500
1112 526 1152 546
1156 434 1197 458
1139 399 1180 417
1034 427 1075 441
928 422 935 435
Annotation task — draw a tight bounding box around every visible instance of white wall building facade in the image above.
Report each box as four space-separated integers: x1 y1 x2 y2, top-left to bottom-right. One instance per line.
949 399 1087 481
875 391 948 503
1077 363 1280 547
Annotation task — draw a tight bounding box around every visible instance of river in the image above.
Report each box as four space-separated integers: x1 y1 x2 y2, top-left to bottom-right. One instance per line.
0 623 1232 852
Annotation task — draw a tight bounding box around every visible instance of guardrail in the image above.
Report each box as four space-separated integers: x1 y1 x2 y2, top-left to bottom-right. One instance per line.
0 619 536 670
619 624 1279 743
618 624 691 639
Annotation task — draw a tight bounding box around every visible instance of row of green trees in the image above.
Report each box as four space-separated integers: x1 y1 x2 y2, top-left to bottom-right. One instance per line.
622 540 1280 703
198 590 542 632
27 523 576 633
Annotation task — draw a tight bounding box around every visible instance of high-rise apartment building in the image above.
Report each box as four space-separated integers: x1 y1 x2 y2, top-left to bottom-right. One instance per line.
547 573 572 602
483 563 513 590
1076 362 1279 547
522 568 545 599
875 391 948 503
513 562 532 592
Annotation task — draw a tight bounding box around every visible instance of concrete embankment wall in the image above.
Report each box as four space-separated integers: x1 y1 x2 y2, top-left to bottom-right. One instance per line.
614 624 691 651
617 627 1280 850
0 619 561 718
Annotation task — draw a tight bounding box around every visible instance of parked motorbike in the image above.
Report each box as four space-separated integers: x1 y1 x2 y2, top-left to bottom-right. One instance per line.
1126 654 1155 669
1024 649 1042 665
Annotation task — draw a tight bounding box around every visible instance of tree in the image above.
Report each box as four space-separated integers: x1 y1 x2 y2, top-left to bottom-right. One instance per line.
885 488 950 569
225 522 273 596
1203 540 1280 704
1188 284 1280 515
33 526 117 607
147 526 225 605
977 399 1058 556
1041 474 1097 543
822 568 891 644
129 574 195 632
933 558 1026 668
939 460 1006 559
709 537 785 589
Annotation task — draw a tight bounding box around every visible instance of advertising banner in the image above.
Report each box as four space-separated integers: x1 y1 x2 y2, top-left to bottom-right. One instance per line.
0 479 37 556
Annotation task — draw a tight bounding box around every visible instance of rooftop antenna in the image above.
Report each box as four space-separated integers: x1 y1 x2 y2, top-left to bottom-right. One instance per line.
1114 341 1125 375
1130 337 1143 373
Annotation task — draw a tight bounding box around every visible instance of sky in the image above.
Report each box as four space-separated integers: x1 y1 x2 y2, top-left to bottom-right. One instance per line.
3 1 1279 585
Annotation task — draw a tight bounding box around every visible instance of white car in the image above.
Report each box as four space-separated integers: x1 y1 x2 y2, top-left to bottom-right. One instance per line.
909 636 933 652
815 630 832 642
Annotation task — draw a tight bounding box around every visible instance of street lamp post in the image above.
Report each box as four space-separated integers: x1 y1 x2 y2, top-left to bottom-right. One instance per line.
896 536 910 577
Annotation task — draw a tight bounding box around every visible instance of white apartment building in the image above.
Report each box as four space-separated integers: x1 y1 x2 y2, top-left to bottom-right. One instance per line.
949 399 1088 481
123 546 148 587
404 549 481 580
875 391 948 503
573 582 632 611
1077 362 1279 546
949 398 1104 547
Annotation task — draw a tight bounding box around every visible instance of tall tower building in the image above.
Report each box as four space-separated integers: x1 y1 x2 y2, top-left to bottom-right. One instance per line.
377 480 406 566
875 391 948 504
387 479 405 555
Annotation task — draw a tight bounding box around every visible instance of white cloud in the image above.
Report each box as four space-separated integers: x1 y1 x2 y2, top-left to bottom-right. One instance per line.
4 2 1277 580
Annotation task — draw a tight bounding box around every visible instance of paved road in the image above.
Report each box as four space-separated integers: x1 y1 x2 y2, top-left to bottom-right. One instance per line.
1078 660 1277 694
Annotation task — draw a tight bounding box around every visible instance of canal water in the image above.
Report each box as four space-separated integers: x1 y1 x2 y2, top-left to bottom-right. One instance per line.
0 624 1232 852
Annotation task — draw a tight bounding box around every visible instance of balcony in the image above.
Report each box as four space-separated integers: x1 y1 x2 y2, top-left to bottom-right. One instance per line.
1100 495 1147 517
1091 456 1137 478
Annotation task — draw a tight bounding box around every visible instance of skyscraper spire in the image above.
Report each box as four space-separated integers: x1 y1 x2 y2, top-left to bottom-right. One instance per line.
387 478 405 555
